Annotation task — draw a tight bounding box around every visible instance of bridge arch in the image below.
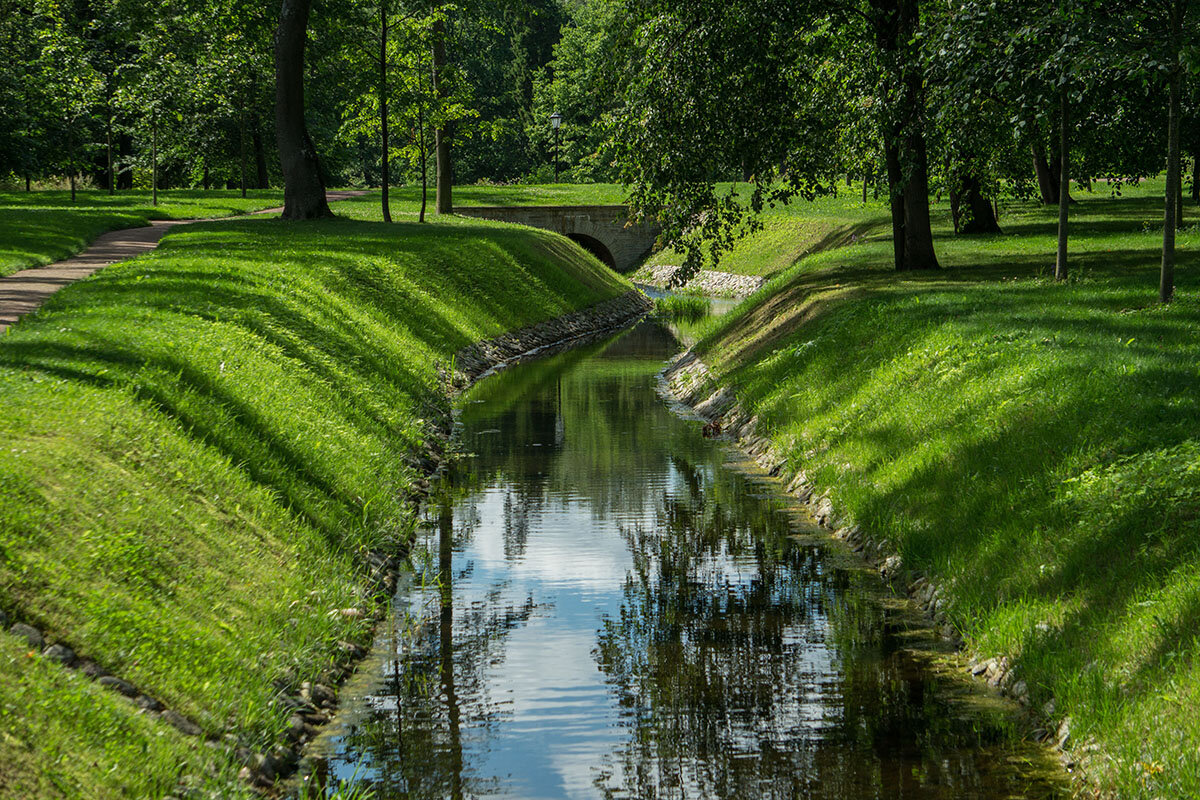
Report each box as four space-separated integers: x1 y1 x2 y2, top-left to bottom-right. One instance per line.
567 233 616 269
454 205 660 273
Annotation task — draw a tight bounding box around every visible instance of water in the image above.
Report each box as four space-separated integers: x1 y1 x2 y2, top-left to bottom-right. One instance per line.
309 319 1065 799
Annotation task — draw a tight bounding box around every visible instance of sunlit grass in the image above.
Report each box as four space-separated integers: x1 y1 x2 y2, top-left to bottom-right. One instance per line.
0 189 285 276
695 176 1200 798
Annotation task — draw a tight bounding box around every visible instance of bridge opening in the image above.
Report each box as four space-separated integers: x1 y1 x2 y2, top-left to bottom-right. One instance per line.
568 233 617 270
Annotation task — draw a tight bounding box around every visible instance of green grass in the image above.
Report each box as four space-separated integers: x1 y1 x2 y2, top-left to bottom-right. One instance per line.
382 182 628 209
0 198 628 797
643 187 889 278
0 189 284 276
651 293 710 322
692 176 1200 798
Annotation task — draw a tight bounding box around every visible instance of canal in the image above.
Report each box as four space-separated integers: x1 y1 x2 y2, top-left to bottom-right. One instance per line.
308 315 1065 799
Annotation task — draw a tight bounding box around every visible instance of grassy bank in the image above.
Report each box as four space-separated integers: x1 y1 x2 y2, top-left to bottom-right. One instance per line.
0 197 629 798
0 189 284 276
691 179 1200 798
640 187 889 279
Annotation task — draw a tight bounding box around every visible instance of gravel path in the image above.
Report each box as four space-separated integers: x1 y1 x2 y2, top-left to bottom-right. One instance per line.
0 190 368 332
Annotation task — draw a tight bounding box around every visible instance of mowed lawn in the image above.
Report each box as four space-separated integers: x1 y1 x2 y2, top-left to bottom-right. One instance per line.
0 189 286 276
690 178 1200 798
0 199 629 798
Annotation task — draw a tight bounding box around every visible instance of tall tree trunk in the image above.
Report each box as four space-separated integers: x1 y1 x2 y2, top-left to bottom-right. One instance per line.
1055 88 1069 281
418 59 428 223
202 161 210 191
380 0 392 223
152 112 158 207
275 0 332 219
1032 141 1058 205
69 171 76 203
252 113 269 189
106 115 114 195
431 7 452 214
239 101 248 199
870 0 938 270
955 175 1001 234
1191 153 1199 202
884 140 906 271
25 174 31 192
1161 2 1184 304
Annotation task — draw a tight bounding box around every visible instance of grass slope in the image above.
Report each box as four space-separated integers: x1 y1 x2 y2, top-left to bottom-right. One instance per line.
0 190 285 276
693 178 1200 798
0 198 628 798
642 189 887 279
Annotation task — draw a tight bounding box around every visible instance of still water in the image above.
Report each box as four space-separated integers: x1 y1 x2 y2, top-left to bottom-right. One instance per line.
310 319 1064 799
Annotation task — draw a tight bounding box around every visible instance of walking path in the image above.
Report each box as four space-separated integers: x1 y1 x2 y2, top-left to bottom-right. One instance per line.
0 190 367 333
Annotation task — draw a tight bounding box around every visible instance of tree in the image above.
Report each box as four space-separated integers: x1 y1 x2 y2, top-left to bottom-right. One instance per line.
276 0 332 219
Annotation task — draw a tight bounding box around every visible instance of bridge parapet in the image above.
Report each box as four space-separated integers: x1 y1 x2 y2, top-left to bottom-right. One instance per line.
456 204 659 274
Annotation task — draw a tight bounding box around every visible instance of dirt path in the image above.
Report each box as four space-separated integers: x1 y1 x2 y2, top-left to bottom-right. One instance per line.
0 190 368 333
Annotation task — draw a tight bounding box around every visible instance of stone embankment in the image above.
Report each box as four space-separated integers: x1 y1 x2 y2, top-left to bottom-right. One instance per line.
662 349 1089 790
632 264 765 298
452 289 653 385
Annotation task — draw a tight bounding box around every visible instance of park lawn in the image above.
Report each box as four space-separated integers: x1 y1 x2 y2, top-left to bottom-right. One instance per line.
381 181 628 210
690 178 1200 798
0 189 286 276
0 204 629 798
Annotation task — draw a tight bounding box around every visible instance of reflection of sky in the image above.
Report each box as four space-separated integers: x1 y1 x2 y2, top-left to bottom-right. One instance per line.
436 483 647 799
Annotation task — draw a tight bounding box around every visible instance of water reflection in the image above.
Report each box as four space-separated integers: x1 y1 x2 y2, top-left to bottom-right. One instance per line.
311 320 1064 799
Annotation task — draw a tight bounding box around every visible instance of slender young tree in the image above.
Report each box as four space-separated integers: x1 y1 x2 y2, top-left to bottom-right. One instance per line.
276 0 332 219
1055 86 1069 280
1160 0 1186 303
431 1 452 213
380 0 392 222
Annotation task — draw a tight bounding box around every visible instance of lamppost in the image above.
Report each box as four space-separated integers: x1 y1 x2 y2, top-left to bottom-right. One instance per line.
550 111 562 182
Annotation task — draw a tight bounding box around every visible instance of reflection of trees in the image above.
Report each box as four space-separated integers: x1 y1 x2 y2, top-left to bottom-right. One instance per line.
593 460 1061 800
329 489 539 799
461 321 704 522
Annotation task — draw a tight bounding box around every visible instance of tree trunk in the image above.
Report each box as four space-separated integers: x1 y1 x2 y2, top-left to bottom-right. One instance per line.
202 162 210 191
252 113 269 189
884 139 906 271
275 0 332 219
25 174 31 192
897 0 937 269
1161 3 1183 304
955 175 1001 234
901 122 939 268
380 0 392 223
239 102 248 198
869 0 938 270
70 171 76 203
418 58 428 223
106 116 114 195
1032 141 1058 205
1055 88 1069 281
432 7 452 214
152 112 158 207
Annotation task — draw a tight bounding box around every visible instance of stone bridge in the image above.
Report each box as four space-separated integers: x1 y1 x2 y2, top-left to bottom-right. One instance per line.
456 205 659 274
